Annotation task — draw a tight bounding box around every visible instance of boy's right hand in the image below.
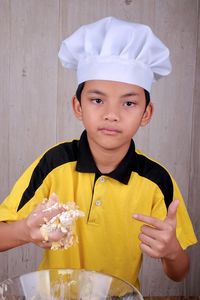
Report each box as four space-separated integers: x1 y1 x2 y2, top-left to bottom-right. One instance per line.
24 194 66 249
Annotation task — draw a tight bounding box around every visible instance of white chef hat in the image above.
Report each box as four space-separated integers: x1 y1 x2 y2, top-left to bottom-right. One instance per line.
58 16 171 92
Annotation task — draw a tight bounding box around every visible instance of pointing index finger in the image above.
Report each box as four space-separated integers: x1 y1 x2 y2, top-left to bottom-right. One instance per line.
133 213 165 229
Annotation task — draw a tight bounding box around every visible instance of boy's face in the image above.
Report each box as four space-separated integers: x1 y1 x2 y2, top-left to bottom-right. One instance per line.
73 80 153 153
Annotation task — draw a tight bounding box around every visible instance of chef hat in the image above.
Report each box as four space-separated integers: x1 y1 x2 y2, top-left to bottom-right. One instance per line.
58 16 171 92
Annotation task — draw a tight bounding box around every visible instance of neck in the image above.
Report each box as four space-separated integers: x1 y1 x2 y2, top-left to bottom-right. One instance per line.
87 138 130 174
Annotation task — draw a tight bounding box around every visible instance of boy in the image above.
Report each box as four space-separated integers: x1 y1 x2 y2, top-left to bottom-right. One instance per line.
0 17 197 290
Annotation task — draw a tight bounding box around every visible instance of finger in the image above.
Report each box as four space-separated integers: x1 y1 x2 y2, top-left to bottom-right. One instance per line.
141 224 165 240
32 200 48 212
133 214 165 230
166 199 179 222
38 240 52 249
32 193 58 214
47 230 66 242
48 193 59 204
140 242 161 259
139 232 156 246
27 194 65 230
31 208 60 224
28 206 65 229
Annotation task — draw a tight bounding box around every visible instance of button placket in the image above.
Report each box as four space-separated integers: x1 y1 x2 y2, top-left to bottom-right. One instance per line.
87 175 108 224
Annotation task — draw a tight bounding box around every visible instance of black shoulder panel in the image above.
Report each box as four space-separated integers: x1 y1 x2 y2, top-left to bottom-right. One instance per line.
134 152 174 209
17 140 78 211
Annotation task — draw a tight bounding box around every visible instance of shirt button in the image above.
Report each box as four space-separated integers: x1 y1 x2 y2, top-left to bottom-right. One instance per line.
95 200 102 206
99 176 105 182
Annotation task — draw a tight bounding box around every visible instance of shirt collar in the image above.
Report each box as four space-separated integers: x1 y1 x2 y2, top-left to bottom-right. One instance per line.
76 130 136 184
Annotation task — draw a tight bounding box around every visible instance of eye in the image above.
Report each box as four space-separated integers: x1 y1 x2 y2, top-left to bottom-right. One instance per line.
124 101 135 107
91 98 103 104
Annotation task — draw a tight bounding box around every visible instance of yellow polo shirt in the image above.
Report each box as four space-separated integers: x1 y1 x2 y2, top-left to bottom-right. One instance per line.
0 130 197 290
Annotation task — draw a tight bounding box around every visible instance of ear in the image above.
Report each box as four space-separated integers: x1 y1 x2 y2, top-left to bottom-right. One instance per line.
140 102 154 127
72 96 83 120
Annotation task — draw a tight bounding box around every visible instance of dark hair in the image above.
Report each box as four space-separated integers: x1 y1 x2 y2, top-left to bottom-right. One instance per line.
76 82 85 102
75 82 150 107
144 89 150 107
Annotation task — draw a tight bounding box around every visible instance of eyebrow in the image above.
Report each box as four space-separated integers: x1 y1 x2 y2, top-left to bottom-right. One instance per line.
86 89 139 98
87 89 107 96
120 92 139 98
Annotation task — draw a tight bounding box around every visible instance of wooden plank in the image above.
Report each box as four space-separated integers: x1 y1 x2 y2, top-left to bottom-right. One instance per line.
0 0 10 282
148 0 198 201
0 1 10 203
185 0 200 295
8 0 59 185
3 0 59 280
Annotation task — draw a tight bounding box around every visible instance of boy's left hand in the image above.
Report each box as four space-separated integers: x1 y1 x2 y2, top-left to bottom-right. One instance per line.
133 200 181 260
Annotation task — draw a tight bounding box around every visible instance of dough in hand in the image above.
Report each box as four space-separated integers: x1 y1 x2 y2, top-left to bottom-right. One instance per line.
40 197 84 250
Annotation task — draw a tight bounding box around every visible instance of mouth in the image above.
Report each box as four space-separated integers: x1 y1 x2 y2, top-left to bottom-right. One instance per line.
98 127 121 135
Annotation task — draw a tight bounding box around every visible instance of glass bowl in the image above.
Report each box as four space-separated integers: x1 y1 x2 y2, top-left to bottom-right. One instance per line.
0 269 143 299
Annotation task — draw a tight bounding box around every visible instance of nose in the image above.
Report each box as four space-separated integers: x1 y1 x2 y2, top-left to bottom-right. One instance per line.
104 112 119 122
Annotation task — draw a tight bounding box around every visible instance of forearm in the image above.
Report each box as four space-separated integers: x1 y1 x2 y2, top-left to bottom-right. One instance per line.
0 220 29 251
161 246 190 281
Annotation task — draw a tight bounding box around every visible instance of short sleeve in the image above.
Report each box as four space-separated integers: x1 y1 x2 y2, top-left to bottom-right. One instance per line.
171 177 198 249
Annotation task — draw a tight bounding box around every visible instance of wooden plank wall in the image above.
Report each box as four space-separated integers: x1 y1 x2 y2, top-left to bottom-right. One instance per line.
0 0 199 296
